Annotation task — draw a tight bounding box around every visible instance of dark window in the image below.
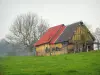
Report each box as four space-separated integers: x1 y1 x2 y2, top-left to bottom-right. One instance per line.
56 47 61 51
52 47 56 51
45 47 50 53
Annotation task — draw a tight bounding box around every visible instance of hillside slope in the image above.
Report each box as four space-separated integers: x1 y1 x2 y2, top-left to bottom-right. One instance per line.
0 50 100 75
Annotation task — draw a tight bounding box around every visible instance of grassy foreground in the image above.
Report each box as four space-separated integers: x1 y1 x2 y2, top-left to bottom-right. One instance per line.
0 50 100 75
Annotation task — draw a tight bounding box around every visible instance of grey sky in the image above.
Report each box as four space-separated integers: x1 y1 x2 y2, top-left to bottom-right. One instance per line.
0 0 100 39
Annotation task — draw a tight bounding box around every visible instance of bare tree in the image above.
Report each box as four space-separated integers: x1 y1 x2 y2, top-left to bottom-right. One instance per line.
37 19 49 39
6 13 49 55
93 27 100 50
94 28 100 41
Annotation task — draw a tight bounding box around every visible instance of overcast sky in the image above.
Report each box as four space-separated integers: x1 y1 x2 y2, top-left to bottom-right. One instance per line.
0 0 100 39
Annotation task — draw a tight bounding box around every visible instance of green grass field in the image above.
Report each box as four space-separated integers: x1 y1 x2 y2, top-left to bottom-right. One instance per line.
0 50 100 75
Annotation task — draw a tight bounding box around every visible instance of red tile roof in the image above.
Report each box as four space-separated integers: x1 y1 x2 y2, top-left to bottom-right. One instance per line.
50 25 66 44
34 24 66 46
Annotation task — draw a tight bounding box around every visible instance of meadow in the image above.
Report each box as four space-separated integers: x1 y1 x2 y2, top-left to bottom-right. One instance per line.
0 50 100 75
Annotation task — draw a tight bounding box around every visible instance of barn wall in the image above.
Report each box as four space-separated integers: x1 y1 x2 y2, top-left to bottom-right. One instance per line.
72 25 93 42
64 44 74 53
71 25 94 52
72 26 81 41
36 43 63 56
36 43 76 56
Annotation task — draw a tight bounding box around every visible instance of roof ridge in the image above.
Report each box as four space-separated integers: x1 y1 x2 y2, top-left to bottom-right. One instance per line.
55 21 81 43
54 26 66 43
66 21 83 26
49 24 64 44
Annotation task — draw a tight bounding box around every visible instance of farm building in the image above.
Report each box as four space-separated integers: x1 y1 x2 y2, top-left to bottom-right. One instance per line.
34 21 95 56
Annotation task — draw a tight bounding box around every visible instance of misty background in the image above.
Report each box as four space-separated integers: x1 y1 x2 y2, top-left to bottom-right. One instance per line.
0 0 100 56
